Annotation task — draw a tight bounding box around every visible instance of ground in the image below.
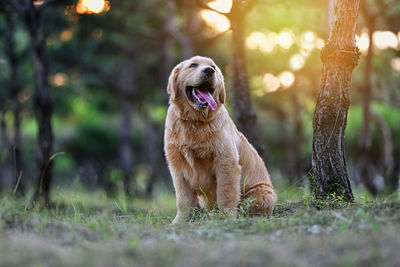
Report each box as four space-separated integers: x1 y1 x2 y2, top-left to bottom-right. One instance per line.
1 187 400 267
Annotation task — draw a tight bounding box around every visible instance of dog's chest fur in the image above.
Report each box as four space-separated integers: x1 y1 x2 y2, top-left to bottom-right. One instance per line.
172 119 223 190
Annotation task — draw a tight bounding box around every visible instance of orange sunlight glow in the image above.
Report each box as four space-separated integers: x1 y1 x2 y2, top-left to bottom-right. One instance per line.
208 0 232 13
33 0 44 6
200 10 230 32
76 0 110 14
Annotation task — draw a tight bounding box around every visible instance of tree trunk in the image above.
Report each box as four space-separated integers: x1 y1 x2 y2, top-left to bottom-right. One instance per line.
120 97 134 198
144 120 160 196
230 7 263 155
0 108 13 190
291 90 304 179
372 112 394 186
358 19 378 195
311 0 360 201
25 5 54 206
276 106 292 177
389 146 400 193
5 13 24 195
119 55 136 199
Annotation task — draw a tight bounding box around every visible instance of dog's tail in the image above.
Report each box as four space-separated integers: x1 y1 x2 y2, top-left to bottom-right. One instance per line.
244 182 277 216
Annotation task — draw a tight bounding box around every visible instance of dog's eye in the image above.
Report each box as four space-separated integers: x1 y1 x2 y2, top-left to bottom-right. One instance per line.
189 63 198 68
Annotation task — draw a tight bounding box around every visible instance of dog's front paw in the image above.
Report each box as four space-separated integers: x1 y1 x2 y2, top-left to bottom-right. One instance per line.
171 214 187 225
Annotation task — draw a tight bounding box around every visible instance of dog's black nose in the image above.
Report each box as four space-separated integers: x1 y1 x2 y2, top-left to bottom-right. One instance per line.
203 67 215 77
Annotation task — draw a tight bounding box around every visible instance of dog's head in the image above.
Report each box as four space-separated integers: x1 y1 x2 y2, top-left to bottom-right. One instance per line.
167 56 225 115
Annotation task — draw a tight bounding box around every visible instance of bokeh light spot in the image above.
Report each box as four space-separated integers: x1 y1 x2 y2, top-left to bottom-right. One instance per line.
278 29 295 50
279 71 295 88
246 32 275 53
200 10 230 32
391 57 400 73
76 0 110 14
356 31 370 54
263 73 281 92
51 73 68 87
60 29 73 42
315 38 325 50
290 54 305 71
208 0 232 13
373 31 399 50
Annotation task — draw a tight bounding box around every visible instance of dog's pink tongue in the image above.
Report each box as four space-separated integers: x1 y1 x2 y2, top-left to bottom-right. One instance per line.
195 89 217 111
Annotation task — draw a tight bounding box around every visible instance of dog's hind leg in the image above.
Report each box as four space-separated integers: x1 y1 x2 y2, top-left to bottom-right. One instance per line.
244 182 277 216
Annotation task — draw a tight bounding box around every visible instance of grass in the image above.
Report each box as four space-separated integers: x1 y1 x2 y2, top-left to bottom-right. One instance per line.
1 186 400 266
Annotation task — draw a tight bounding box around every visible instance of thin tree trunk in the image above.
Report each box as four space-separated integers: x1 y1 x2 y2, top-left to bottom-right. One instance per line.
25 4 54 206
120 98 133 198
311 0 360 201
358 19 378 195
276 106 293 177
5 13 24 195
144 120 160 196
372 112 394 184
230 6 263 155
182 4 196 58
0 109 13 190
119 55 136 199
291 90 304 179
389 146 400 193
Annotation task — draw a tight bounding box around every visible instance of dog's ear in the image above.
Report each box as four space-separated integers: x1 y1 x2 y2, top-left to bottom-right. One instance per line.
167 63 182 100
219 84 226 104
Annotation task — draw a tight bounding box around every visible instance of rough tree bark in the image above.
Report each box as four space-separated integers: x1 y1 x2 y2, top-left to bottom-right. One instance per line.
24 3 54 206
5 13 24 194
312 0 361 201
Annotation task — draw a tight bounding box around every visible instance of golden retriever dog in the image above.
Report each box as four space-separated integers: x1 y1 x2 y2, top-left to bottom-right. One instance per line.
164 56 276 224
